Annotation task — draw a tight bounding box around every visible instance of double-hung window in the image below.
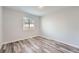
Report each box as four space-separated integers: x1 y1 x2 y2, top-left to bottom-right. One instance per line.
23 17 35 30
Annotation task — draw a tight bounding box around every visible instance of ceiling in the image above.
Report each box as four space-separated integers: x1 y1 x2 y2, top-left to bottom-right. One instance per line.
5 6 68 16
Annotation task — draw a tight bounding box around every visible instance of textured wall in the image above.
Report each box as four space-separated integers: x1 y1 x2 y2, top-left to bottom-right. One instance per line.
2 7 41 43
0 7 2 42
41 7 79 48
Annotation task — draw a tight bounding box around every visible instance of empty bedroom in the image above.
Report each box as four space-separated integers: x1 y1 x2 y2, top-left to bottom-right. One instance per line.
0 6 79 53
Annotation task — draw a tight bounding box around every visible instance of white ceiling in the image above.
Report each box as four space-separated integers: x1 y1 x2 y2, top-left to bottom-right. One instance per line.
5 6 68 16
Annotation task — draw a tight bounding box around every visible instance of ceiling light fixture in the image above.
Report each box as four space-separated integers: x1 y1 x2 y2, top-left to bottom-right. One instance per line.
38 6 44 8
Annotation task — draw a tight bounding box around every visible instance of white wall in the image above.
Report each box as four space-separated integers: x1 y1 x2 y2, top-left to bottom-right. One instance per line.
0 6 2 42
3 7 41 43
41 7 79 48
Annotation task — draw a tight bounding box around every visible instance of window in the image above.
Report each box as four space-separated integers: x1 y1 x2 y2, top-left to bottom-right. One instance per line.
23 17 35 30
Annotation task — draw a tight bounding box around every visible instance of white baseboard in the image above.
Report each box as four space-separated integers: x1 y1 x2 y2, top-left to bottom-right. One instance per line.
40 35 79 48
0 35 40 45
1 35 79 49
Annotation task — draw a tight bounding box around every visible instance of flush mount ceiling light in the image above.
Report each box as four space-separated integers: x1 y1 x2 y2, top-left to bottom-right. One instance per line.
38 6 44 9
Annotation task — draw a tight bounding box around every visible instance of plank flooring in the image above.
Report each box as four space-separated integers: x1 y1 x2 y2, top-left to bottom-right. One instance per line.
0 36 79 53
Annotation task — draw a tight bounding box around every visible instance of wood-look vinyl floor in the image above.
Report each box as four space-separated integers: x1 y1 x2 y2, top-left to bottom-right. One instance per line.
0 36 79 53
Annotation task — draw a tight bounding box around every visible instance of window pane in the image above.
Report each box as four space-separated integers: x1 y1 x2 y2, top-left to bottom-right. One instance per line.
24 24 29 27
30 24 34 27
